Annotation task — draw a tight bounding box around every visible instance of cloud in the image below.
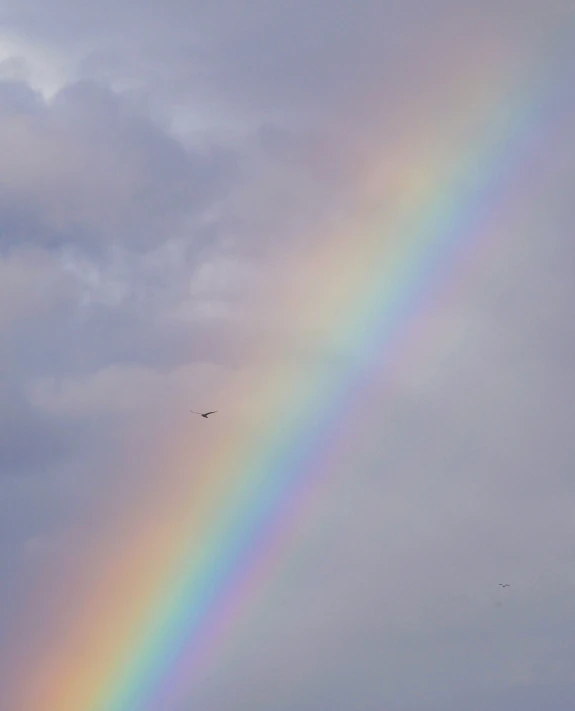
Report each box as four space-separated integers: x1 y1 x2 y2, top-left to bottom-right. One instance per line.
0 79 237 254
4 0 572 122
0 2 573 711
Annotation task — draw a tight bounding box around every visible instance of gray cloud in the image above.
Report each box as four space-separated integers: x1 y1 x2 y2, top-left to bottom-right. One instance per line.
0 2 574 711
0 79 236 253
4 0 572 121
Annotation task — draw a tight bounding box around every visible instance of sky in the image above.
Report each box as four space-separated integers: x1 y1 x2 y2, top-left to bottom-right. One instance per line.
0 2 575 710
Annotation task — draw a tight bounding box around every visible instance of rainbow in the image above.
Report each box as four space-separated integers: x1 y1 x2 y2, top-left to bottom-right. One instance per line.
17 26 569 711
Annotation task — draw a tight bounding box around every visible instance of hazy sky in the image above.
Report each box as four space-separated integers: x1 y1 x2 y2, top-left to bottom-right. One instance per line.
1 2 575 710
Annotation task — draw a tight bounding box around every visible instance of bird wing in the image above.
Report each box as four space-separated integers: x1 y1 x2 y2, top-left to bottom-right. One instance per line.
204 411 218 416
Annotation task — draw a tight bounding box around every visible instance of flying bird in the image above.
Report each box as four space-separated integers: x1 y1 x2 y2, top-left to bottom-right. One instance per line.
191 410 218 418
499 584 510 588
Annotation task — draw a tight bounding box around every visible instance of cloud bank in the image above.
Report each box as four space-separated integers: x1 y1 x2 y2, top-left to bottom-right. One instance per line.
0 2 574 710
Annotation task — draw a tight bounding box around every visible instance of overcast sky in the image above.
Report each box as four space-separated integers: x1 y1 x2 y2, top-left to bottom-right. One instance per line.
1 2 575 710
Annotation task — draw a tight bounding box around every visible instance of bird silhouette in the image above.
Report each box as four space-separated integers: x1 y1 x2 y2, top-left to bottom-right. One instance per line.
191 410 218 418
499 584 510 588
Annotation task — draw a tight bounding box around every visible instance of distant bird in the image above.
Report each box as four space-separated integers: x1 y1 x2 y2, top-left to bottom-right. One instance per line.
191 410 218 418
499 584 510 588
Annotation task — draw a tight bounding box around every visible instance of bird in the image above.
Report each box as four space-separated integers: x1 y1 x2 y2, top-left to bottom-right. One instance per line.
499 584 510 588
191 410 218 418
